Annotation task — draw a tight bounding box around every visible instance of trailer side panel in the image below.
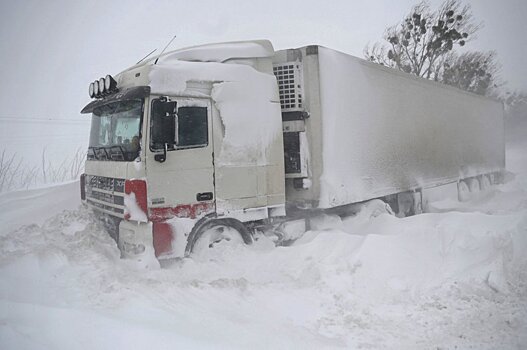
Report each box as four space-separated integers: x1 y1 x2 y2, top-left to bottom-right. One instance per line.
314 47 504 208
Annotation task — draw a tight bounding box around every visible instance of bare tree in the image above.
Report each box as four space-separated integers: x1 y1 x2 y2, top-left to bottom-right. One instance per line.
0 151 38 193
442 51 501 95
0 150 17 192
69 147 86 180
503 91 527 110
502 90 527 126
0 147 86 193
364 0 501 95
41 147 86 183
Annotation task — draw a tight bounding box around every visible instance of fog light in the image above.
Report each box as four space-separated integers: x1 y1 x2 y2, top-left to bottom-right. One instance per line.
122 241 146 255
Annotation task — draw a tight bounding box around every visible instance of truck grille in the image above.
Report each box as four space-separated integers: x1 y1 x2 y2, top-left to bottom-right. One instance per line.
88 190 125 205
273 62 304 112
87 175 125 192
85 175 125 218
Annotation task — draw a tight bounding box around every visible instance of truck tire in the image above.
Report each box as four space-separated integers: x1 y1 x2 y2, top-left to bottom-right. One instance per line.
185 218 253 257
458 180 470 202
480 175 492 191
467 178 480 193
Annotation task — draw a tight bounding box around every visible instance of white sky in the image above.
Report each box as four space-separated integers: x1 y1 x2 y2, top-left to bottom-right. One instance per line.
0 0 525 120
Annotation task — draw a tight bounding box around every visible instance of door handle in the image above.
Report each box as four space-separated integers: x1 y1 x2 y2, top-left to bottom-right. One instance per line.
196 192 213 201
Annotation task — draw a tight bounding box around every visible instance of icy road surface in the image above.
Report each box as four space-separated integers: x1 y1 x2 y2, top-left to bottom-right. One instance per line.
1 143 526 349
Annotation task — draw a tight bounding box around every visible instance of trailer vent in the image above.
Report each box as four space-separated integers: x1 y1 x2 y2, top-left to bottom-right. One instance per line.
273 62 304 112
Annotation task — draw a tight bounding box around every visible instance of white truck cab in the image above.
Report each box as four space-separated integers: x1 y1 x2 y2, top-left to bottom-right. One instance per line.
81 41 286 261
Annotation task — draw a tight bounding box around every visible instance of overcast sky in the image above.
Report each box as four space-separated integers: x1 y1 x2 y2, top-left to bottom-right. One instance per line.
0 0 525 120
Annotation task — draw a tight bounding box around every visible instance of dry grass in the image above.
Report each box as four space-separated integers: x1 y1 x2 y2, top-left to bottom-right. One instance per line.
0 147 86 193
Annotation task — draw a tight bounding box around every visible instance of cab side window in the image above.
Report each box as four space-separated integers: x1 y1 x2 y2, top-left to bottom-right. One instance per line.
150 101 208 151
177 107 208 148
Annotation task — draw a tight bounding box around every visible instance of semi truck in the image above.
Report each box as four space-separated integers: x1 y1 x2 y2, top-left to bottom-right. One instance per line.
80 40 505 262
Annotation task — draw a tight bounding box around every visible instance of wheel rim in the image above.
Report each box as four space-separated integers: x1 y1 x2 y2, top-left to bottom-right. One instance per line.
193 224 245 254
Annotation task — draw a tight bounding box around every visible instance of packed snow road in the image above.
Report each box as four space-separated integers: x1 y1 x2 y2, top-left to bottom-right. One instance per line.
1 142 526 349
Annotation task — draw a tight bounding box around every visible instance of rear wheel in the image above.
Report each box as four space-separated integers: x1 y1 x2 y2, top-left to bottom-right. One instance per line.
480 175 492 191
458 180 470 202
467 178 480 192
185 218 252 257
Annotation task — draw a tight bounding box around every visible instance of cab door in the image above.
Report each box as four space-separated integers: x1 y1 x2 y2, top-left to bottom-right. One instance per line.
146 97 215 220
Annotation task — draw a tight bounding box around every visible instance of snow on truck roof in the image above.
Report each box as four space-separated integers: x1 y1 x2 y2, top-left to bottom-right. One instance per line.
145 39 277 95
142 40 281 167
154 39 275 63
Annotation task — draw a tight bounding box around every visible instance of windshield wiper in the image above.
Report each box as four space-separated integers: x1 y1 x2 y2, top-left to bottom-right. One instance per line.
109 145 126 161
97 146 110 160
88 146 99 160
88 145 137 161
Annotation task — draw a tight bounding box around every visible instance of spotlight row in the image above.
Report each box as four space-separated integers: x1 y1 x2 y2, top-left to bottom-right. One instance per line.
89 75 117 98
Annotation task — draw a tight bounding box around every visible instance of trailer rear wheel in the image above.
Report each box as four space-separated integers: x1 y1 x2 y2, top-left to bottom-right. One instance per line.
458 180 470 202
480 175 492 191
467 178 480 192
185 218 253 257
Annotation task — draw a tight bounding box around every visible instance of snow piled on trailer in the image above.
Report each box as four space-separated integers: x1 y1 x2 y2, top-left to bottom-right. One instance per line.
0 144 526 348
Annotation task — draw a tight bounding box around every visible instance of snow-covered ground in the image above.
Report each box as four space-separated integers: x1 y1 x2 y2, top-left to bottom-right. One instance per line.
1 139 526 349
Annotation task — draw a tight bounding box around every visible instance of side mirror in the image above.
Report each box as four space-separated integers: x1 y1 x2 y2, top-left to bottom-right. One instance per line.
154 143 168 163
160 100 177 116
151 99 177 162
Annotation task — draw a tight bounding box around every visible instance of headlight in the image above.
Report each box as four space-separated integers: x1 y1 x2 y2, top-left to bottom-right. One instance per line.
93 80 100 95
122 241 146 255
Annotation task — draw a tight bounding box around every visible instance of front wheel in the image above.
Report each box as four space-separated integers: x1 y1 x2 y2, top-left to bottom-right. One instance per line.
185 218 252 257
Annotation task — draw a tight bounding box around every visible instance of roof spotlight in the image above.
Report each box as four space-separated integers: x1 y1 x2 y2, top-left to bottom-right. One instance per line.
98 78 106 94
88 74 118 99
89 82 95 98
93 80 100 96
104 75 117 91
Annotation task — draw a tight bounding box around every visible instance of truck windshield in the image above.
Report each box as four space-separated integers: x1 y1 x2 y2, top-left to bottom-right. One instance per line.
88 99 143 161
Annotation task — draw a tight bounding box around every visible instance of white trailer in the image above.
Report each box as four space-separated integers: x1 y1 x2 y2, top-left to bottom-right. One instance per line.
273 45 504 214
80 40 504 262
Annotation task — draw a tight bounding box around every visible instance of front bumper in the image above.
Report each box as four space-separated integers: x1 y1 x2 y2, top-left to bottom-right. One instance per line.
118 220 159 269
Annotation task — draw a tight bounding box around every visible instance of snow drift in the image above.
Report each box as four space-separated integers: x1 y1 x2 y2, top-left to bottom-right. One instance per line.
0 142 526 348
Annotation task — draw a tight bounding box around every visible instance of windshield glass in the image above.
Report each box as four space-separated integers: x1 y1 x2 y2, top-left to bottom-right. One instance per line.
88 99 143 161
